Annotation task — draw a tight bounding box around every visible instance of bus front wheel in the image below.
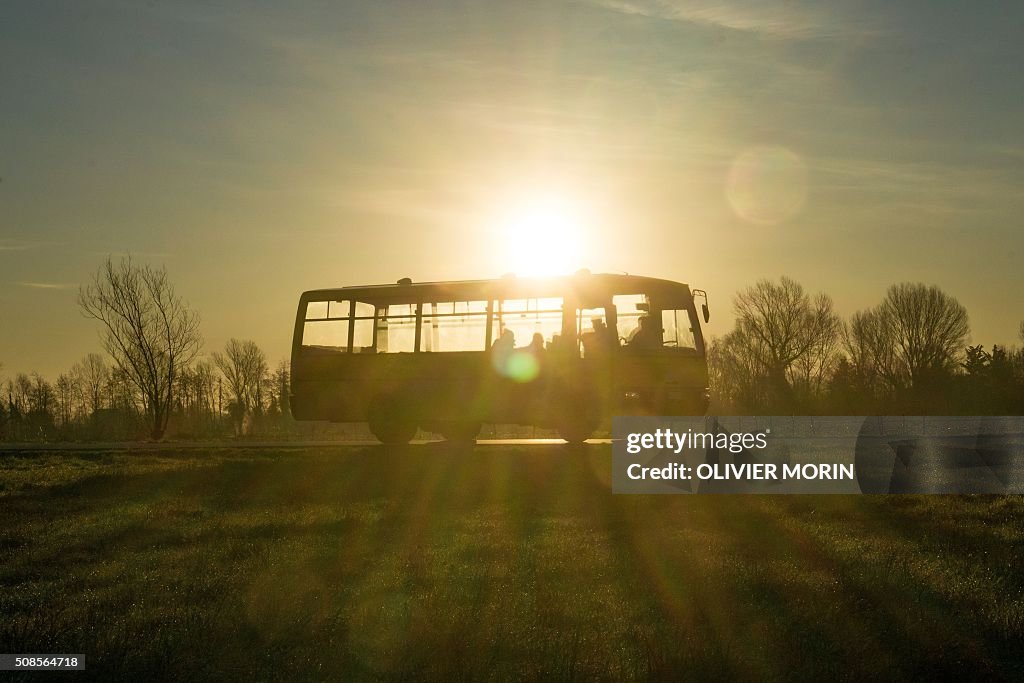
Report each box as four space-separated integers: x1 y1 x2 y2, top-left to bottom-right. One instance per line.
558 418 595 444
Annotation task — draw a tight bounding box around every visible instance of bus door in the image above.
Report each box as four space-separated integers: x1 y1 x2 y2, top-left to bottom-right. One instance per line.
612 293 661 414
563 299 616 417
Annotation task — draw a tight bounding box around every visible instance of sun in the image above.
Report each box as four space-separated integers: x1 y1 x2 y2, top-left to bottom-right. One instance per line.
493 194 585 277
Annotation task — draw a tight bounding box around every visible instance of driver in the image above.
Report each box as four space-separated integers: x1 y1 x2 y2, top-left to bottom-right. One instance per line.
627 315 663 349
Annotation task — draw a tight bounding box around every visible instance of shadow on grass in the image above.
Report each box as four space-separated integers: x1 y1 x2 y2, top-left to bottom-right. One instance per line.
2 447 1024 679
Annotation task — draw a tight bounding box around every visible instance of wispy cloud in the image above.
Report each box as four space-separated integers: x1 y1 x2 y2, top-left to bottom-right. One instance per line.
85 250 173 260
583 0 880 39
814 156 1024 198
0 239 52 252
16 282 78 290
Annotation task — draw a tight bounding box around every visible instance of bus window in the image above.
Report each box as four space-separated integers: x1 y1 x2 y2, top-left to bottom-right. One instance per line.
328 300 348 318
662 309 696 349
491 298 562 349
303 300 350 351
421 301 488 352
306 301 329 320
353 302 375 352
613 294 647 345
378 304 416 353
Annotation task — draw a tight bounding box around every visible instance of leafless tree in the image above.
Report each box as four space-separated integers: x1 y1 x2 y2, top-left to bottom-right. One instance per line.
79 256 202 439
731 277 841 408
790 322 842 399
28 373 54 415
12 373 31 415
55 374 75 427
846 283 969 390
71 352 110 417
213 339 268 419
708 330 770 411
191 360 218 417
107 366 141 415
270 360 291 418
843 309 900 394
880 282 969 387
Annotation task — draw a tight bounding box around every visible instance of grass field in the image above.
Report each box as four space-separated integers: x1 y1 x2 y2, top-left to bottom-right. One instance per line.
2 445 1023 680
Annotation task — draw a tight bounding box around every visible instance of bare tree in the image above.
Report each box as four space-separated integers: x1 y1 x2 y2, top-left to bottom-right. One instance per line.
27 373 55 435
270 360 291 419
846 283 969 393
879 282 969 387
213 339 268 422
71 352 110 417
731 277 841 408
79 256 202 440
55 374 75 427
790 321 842 399
708 330 770 411
192 360 218 417
12 373 31 415
843 309 900 394
0 363 6 438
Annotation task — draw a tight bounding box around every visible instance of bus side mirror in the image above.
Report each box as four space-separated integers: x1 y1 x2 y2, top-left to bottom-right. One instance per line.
692 288 710 324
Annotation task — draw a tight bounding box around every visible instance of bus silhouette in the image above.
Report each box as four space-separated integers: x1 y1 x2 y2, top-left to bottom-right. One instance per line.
290 271 710 444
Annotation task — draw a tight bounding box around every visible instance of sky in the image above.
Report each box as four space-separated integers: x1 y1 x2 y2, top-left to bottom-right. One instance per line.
1 0 1022 379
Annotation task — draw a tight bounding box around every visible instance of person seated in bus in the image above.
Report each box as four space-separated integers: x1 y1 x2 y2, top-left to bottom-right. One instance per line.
627 315 663 350
489 328 515 376
491 328 515 354
525 332 547 378
596 318 615 345
527 332 545 356
581 317 615 358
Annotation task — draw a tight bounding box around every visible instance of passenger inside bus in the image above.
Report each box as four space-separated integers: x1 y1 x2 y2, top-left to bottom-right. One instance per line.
491 328 515 353
581 317 615 357
627 315 663 349
527 332 545 355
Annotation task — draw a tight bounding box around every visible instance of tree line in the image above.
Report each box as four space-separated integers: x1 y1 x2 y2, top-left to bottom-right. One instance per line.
0 350 293 442
2 258 1022 440
709 277 1024 415
0 257 293 441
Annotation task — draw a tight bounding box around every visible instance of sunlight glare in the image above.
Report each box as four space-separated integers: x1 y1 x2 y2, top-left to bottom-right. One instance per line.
494 194 585 277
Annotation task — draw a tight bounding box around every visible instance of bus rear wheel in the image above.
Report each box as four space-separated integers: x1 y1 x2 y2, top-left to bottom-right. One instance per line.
440 421 481 444
368 399 417 445
369 418 417 445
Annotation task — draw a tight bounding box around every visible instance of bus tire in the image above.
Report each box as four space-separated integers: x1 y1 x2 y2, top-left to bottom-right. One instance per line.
440 421 481 444
558 418 595 444
368 399 417 445
369 418 417 445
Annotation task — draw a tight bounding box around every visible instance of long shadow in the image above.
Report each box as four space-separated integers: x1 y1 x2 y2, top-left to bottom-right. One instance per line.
11 446 1021 678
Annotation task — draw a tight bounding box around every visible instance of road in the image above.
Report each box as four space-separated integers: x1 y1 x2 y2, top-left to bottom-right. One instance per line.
0 438 614 453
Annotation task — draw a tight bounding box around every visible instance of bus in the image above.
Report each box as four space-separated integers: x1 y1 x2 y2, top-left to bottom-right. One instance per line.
290 271 710 443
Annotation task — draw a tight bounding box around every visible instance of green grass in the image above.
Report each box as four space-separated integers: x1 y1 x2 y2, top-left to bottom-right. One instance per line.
1 446 1023 680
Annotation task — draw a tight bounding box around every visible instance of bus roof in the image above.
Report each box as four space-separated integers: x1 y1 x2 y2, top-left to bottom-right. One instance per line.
300 272 693 304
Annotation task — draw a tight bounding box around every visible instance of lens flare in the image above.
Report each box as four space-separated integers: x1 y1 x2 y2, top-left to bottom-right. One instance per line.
726 146 808 225
491 349 540 383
